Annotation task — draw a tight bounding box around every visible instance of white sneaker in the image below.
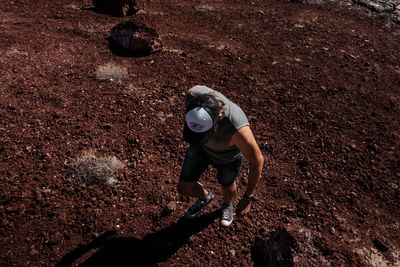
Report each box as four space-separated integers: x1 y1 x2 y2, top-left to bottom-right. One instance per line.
221 203 233 227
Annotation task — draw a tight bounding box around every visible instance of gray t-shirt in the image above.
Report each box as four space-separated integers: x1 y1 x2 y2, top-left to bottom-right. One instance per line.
186 86 249 164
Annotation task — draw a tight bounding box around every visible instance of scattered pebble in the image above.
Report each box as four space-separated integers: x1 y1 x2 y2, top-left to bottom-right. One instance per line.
194 5 215 12
167 201 176 211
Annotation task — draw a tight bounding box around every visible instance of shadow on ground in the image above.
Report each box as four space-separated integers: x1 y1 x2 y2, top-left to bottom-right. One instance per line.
56 210 221 267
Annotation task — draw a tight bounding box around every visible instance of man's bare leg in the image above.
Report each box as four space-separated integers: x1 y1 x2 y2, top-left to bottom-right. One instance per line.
179 180 214 219
221 182 237 205
178 180 208 200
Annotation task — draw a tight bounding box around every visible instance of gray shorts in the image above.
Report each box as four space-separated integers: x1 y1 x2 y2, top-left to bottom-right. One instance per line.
179 145 244 187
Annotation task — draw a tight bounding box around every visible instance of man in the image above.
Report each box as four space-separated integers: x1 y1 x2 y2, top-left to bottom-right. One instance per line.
178 85 264 227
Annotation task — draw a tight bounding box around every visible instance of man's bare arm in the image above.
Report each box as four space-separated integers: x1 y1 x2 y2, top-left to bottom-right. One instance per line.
230 126 264 195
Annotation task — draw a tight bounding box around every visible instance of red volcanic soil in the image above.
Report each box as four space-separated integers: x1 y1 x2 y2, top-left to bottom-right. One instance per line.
0 0 399 266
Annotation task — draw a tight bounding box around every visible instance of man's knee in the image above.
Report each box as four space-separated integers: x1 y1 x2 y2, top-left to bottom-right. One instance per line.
221 181 236 192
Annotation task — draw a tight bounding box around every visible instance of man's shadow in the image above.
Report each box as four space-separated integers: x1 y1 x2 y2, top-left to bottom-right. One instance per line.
56 210 221 267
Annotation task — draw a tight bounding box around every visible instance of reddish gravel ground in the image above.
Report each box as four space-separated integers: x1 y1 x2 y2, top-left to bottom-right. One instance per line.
1 0 399 266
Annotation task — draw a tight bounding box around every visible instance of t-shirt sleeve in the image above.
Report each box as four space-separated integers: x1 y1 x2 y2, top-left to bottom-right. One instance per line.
231 104 250 130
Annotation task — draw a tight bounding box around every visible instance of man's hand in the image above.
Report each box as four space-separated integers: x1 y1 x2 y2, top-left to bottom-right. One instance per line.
235 198 252 216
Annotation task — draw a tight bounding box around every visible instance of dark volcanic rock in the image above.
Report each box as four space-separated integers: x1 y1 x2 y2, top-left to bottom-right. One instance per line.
251 228 297 267
110 22 163 56
93 0 138 17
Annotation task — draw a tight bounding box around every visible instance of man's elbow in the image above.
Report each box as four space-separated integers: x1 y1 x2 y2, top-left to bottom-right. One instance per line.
250 154 264 169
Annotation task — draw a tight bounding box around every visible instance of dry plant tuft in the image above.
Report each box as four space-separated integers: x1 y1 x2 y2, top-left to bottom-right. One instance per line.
71 150 124 186
95 62 128 82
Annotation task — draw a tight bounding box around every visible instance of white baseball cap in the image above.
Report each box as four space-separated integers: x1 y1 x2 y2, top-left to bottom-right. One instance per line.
185 107 213 133
183 94 220 145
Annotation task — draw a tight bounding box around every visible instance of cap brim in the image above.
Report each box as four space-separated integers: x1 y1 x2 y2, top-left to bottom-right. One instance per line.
183 123 214 145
